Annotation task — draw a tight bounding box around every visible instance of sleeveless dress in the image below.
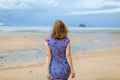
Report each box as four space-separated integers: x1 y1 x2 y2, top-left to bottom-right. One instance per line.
45 37 71 80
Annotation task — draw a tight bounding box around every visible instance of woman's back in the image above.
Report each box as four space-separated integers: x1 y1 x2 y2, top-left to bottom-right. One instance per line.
45 37 71 79
45 20 75 80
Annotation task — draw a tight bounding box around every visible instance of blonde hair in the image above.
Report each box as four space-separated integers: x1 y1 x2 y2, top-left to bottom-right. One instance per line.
51 20 68 39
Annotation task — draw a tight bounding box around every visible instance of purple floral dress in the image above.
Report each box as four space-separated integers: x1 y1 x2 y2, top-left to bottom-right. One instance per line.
45 36 71 80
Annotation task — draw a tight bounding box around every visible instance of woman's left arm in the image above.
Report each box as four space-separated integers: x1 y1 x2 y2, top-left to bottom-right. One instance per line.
44 41 51 80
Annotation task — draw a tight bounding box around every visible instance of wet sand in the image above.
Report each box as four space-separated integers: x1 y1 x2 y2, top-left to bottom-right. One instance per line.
0 46 120 80
0 30 120 80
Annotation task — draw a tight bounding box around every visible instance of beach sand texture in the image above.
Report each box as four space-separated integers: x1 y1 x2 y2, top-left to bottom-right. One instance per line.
0 30 120 80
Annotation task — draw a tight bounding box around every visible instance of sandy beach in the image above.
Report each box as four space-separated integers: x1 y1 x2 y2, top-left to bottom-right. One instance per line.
0 29 120 80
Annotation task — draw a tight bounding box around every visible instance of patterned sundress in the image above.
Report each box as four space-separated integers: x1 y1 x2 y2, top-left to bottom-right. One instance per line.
45 36 71 80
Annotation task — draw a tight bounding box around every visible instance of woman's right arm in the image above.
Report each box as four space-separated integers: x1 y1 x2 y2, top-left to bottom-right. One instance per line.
44 41 51 80
66 42 75 78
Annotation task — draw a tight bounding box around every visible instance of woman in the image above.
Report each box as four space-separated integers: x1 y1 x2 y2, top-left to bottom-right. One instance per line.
44 20 75 80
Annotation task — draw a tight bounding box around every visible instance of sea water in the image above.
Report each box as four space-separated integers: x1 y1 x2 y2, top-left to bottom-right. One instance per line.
0 26 120 30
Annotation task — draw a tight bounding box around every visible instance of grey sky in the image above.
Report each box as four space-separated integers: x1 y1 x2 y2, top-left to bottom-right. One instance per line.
0 0 120 27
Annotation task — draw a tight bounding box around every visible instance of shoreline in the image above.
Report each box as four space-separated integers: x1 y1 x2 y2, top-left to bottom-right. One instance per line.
0 27 120 32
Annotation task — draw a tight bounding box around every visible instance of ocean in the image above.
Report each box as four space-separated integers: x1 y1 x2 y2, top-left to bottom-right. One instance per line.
0 26 120 31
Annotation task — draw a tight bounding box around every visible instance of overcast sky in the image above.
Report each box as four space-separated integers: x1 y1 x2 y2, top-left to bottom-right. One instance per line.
0 0 120 27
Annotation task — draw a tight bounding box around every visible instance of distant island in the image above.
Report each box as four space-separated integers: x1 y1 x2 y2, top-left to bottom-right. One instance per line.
79 24 87 27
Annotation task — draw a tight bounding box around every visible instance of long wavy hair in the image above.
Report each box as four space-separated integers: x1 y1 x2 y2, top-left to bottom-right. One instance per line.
51 20 68 39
